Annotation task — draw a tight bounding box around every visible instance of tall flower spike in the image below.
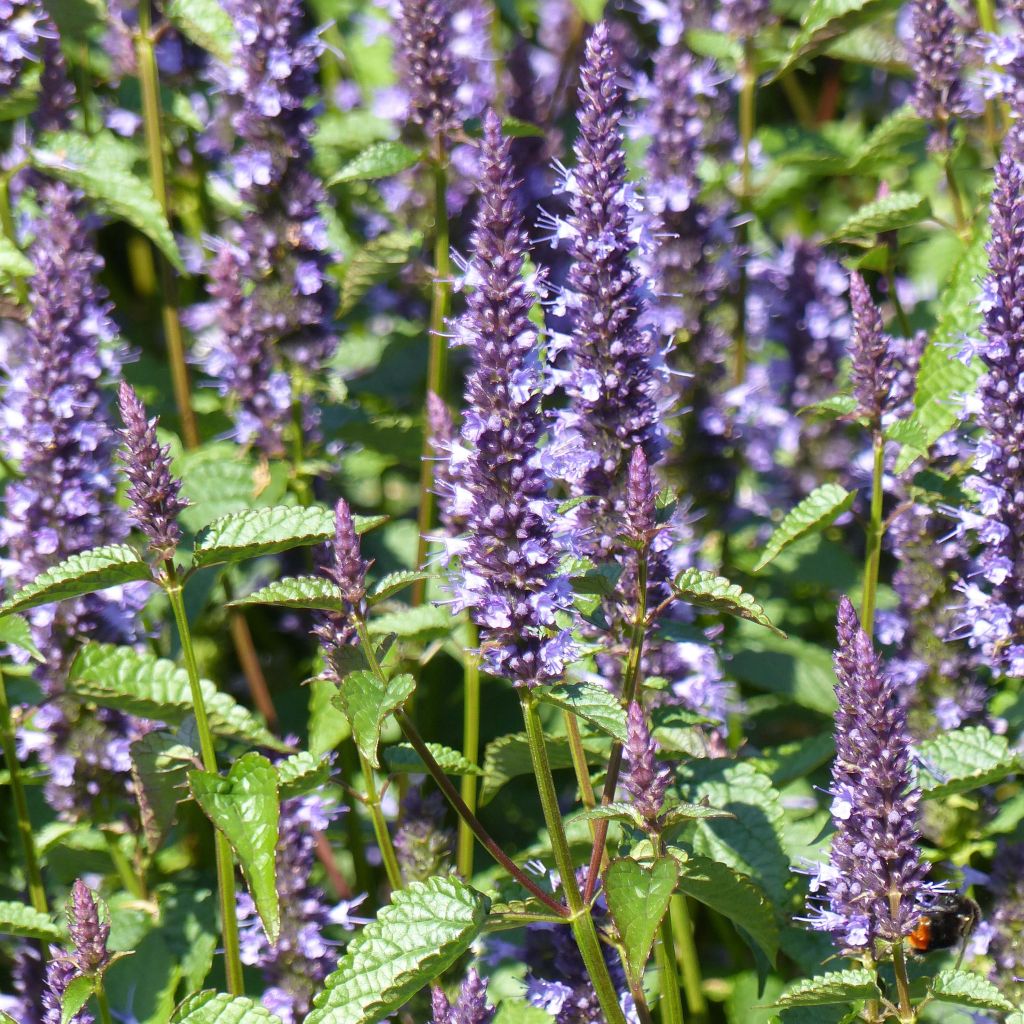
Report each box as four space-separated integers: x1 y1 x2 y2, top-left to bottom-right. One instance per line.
624 447 657 547
951 153 1024 677
450 110 571 687
117 381 189 563
67 880 110 976
907 0 971 150
431 968 495 1024
848 271 895 425
719 0 773 38
623 701 670 822
551 22 665 556
805 596 927 952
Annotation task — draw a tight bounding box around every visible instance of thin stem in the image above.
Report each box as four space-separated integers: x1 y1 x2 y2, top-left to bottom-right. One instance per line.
735 40 756 386
519 693 629 1024
670 896 707 1023
860 429 886 636
95 986 115 1024
0 667 47 915
457 629 481 878
356 746 405 892
778 71 815 131
413 146 452 603
564 712 597 813
164 564 244 996
943 151 969 239
891 941 914 1021
135 0 199 449
103 831 145 900
657 913 686 1024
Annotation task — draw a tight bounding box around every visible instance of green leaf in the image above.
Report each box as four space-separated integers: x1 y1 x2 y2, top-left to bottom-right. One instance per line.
275 751 331 798
383 742 482 776
775 0 901 78
327 141 421 185
336 671 416 769
61 975 96 1024
0 545 151 615
171 990 284 1023
340 231 423 315
32 132 184 271
0 234 34 279
849 105 927 171
533 681 628 743
930 969 1015 1012
228 576 346 613
480 731 607 805
0 613 44 662
69 642 285 751
661 801 735 826
604 858 678 989
309 679 350 760
130 730 199 852
164 0 236 63
670 852 779 963
0 900 63 942
306 876 490 1024
570 802 645 827
367 604 453 640
192 505 385 568
754 484 855 572
727 627 837 714
189 753 280 944
772 970 880 1008
368 571 434 604
831 191 929 241
671 569 785 637
801 394 859 419
177 451 289 533
493 1002 553 1024
916 726 1018 799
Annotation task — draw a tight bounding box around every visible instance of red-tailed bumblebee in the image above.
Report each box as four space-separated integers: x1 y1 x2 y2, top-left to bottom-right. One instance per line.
907 893 980 954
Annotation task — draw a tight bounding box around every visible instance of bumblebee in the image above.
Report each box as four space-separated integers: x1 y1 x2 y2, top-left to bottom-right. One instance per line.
907 893 980 954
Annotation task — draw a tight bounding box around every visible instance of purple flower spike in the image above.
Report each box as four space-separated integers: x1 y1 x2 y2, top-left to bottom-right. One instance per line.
450 110 571 687
42 947 93 1024
805 596 927 953
625 448 657 547
67 880 110 976
848 271 895 424
116 381 189 563
395 0 463 141
908 0 971 150
432 968 495 1024
0 0 46 92
623 701 670 822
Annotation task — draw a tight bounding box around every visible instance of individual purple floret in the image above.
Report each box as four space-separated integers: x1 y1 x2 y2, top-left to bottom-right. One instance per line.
449 111 571 687
432 968 495 1024
237 793 343 1024
67 879 110 976
547 22 665 555
805 597 928 952
623 701 670 823
950 154 1024 677
849 271 895 425
117 382 189 563
0 0 46 91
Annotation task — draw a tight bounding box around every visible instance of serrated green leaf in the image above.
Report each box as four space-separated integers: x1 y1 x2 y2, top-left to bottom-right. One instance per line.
480 731 607 805
570 802 644 827
670 852 779 963
383 742 482 776
917 726 1017 799
0 545 151 615
0 234 34 278
727 627 837 714
32 132 184 271
0 613 44 662
368 571 434 604
190 753 280 943
340 231 423 315
0 901 62 941
228 576 346 613
772 969 880 1008
801 394 859 418
275 751 330 798
177 451 289 533
832 191 929 241
336 671 416 769
306 876 490 1024
158 887 217 994
309 679 350 760
755 484 855 572
130 730 199 853
930 969 1015 1012
661 801 735 826
367 604 453 640
171 990 283 1023
61 974 95 1024
605 858 678 989
672 569 785 637
69 642 285 751
533 681 628 743
327 141 421 185
192 505 385 568
849 104 927 171
165 0 237 64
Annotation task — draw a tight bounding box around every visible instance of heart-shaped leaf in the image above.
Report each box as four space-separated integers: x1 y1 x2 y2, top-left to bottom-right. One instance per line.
335 671 416 769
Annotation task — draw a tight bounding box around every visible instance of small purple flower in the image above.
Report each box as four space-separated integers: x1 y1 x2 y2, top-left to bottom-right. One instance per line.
0 0 46 92
42 947 93 1024
623 701 670 822
426 390 465 538
432 968 495 1024
67 879 110 976
849 271 895 425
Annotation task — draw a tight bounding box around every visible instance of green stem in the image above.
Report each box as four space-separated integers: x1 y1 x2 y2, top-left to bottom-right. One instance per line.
0 667 47 915
735 40 756 387
0 173 28 305
95 986 115 1024
356 746 405 892
164 564 244 996
103 831 145 900
657 913 686 1024
564 711 597 813
860 429 885 636
943 151 969 239
670 896 707 1023
413 149 452 602
520 693 629 1024
339 743 372 892
135 0 199 449
457 627 481 878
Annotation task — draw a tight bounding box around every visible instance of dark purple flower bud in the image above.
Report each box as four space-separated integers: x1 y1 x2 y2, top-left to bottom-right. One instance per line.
67 879 110 976
908 0 972 150
805 596 927 953
394 785 452 883
848 271 895 424
116 381 189 562
42 947 93 1024
394 0 463 141
624 448 657 546
431 968 495 1024
451 110 571 687
623 701 670 822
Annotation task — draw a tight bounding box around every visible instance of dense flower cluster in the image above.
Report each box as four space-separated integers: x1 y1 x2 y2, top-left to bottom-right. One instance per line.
623 701 670 822
432 969 495 1024
849 272 895 426
394 785 453 882
315 499 371 666
0 0 45 91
